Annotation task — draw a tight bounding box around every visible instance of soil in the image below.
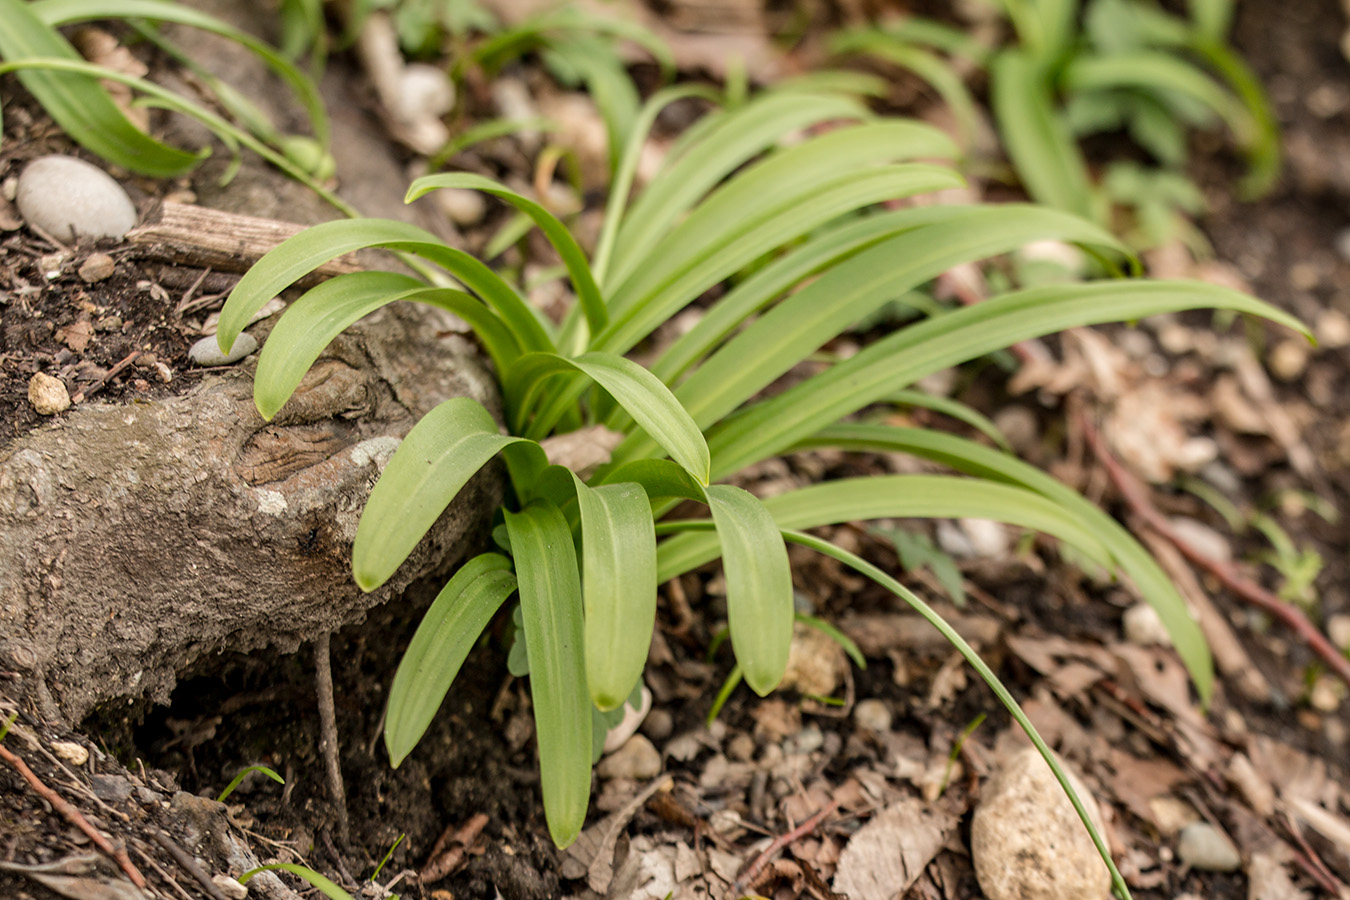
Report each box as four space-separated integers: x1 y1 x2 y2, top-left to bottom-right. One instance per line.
3 2 1350 900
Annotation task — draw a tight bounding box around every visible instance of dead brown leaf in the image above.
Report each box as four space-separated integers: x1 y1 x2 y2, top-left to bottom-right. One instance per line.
831 797 960 900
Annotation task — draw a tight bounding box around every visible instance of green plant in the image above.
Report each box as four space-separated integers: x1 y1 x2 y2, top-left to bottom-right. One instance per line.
218 78 1304 893
832 0 1279 248
0 0 334 187
216 764 284 803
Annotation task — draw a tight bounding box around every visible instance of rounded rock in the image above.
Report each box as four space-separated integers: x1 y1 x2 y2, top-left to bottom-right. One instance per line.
971 746 1112 900
596 734 662 781
602 685 652 754
1177 821 1241 872
190 332 258 367
16 156 138 243
853 698 893 733
28 372 71 415
78 252 117 283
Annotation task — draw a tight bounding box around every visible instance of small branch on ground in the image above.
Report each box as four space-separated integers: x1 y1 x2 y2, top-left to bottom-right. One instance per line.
152 831 231 900
70 350 141 404
0 742 146 888
314 632 350 846
734 801 838 894
420 812 490 884
1079 411 1350 688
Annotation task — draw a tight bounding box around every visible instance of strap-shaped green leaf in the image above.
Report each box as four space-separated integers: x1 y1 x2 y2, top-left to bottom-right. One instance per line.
572 477 656 711
385 554 518 766
33 0 330 146
353 398 534 591
406 173 607 336
217 218 552 358
991 49 1096 220
797 423 1213 705
505 352 709 483
0 0 203 176
657 475 1116 584
704 484 793 697
239 864 354 900
706 279 1309 480
505 501 591 849
254 272 520 419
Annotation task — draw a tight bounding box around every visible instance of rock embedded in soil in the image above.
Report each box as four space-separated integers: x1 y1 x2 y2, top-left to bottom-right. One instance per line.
27 372 70 415
77 252 117 283
16 155 138 243
853 698 893 733
971 746 1112 900
1176 821 1242 871
602 685 652 754
1122 603 1171 647
597 735 662 780
190 332 259 366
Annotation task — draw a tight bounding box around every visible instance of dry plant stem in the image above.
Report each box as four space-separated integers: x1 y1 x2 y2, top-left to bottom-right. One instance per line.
1079 412 1350 688
132 841 195 900
70 350 141 404
733 801 838 892
0 743 146 888
420 812 490 884
314 632 350 845
152 831 231 900
1281 814 1344 895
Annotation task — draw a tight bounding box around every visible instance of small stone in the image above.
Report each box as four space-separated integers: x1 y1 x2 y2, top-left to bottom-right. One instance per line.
1168 517 1231 564
51 740 89 766
1315 309 1350 348
394 63 455 122
1328 614 1350 651
726 732 756 762
786 724 824 755
1176 821 1241 872
1268 340 1309 381
779 622 848 697
78 252 116 283
38 252 66 280
1123 603 1172 647
960 518 1009 558
16 155 138 243
596 734 662 780
1309 674 1345 712
202 296 284 336
434 187 487 227
1224 753 1274 817
853 698 893 733
602 686 652 754
641 707 673 742
992 406 1039 455
1147 796 1200 836
91 774 134 803
190 332 258 366
211 874 248 900
28 372 71 415
971 746 1112 900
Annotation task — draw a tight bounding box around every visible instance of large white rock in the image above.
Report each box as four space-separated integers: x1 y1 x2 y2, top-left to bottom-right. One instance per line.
16 155 138 243
971 746 1113 900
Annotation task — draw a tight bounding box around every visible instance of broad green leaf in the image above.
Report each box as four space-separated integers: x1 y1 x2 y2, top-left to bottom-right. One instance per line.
218 218 552 358
34 0 330 146
505 501 591 849
991 49 1096 220
796 423 1214 705
594 459 707 504
705 279 1308 480
385 554 518 766
504 352 709 483
887 389 1013 453
406 173 607 336
254 272 520 419
572 477 657 710
0 0 203 176
608 91 869 289
704 484 793 696
657 475 1117 583
353 398 535 591
782 530 1130 900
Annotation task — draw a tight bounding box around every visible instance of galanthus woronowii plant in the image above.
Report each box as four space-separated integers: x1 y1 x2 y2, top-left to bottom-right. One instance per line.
217 77 1305 894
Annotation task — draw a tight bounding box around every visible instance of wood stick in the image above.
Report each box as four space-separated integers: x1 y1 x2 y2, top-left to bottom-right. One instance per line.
1079 411 1350 688
0 743 146 888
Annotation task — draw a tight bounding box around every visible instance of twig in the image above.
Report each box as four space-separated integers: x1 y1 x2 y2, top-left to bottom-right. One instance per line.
70 350 142 404
133 840 196 900
0 743 146 888
152 831 230 900
733 801 837 893
314 632 350 845
1281 813 1343 896
1079 412 1350 688
420 812 489 884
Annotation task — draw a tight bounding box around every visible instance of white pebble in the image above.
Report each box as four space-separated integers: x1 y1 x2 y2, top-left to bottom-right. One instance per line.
190 332 258 366
596 734 662 780
1123 603 1172 647
853 698 893 733
1328 614 1350 651
603 686 652 754
28 372 71 415
16 155 137 243
51 740 89 766
211 875 248 900
971 746 1112 900
1177 821 1241 871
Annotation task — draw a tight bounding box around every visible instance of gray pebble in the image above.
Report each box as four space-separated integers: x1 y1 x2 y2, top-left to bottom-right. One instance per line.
1177 821 1241 872
853 698 893 733
91 774 134 803
16 156 138 243
190 332 258 366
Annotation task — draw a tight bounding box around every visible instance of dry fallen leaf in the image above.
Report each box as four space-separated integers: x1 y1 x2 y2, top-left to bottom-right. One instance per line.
831 796 960 900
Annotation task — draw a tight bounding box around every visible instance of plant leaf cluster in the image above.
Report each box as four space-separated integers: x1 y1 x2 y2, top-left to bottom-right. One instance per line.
832 0 1279 249
217 73 1306 875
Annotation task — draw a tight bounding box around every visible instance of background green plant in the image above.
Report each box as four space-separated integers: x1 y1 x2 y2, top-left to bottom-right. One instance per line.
217 72 1304 889
832 0 1278 250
